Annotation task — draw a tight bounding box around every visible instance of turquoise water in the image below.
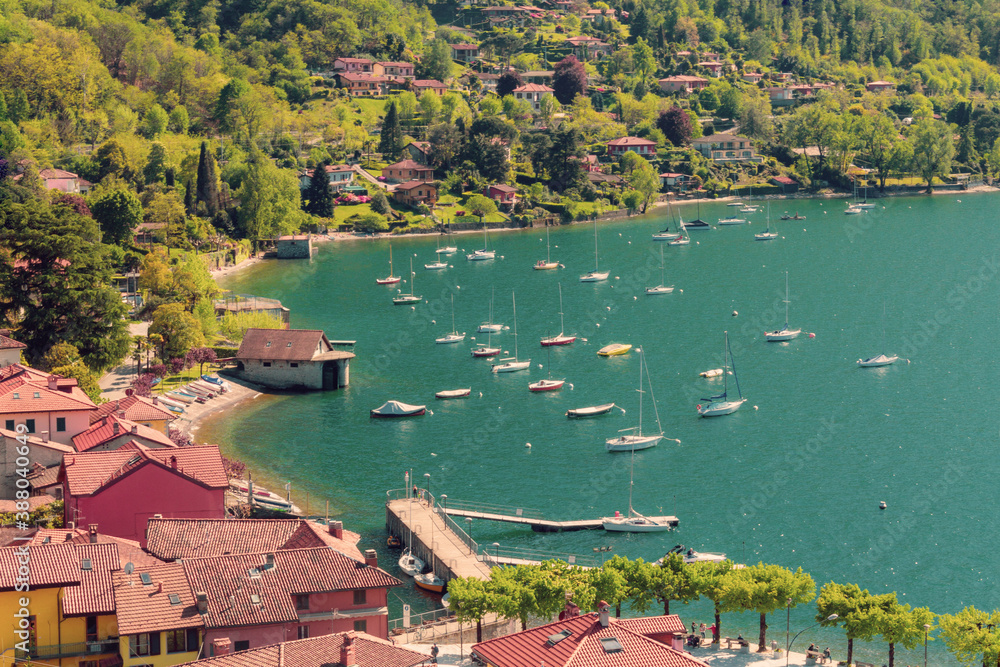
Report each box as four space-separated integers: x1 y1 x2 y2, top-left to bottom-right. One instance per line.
202 195 1000 663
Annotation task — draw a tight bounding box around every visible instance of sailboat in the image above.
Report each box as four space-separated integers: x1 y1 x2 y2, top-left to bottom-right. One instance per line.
754 203 778 241
739 187 758 213
652 200 682 241
682 201 711 229
376 243 401 284
697 332 747 417
425 257 448 270
849 178 877 210
764 271 800 340
580 220 609 282
467 222 495 261
477 287 503 333
398 478 425 577
471 329 501 357
858 302 899 367
645 246 674 295
392 259 421 304
436 226 457 254
528 344 565 391
718 214 748 225
491 292 531 372
534 225 560 270
606 347 670 451
602 415 674 532
435 294 465 343
668 218 691 246
540 283 576 346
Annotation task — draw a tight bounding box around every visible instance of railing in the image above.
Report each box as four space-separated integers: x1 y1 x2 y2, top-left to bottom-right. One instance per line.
26 639 119 659
479 544 600 569
436 497 545 521
389 605 454 632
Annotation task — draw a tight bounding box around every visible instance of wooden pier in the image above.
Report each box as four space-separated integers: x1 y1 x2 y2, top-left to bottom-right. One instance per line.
442 508 679 532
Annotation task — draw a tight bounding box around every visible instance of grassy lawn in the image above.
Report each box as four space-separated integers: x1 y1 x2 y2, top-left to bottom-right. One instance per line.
156 366 204 395
333 203 373 224
352 98 387 117
881 176 944 186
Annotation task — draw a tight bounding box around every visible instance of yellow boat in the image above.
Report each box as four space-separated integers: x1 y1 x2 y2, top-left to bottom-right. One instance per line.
597 343 632 357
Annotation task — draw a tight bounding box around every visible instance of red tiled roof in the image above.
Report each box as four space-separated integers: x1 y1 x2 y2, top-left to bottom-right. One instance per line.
771 176 797 185
607 136 657 146
90 394 177 425
488 184 518 193
145 518 363 562
450 43 479 49
236 328 329 362
0 427 74 454
28 464 63 489
173 631 429 667
396 180 436 192
61 445 228 496
27 528 163 568
0 493 58 513
114 562 204 635
73 415 175 452
39 168 80 180
338 72 389 82
513 83 554 93
376 61 414 67
0 542 80 591
336 57 373 64
412 79 447 88
472 612 702 667
0 366 96 414
62 542 120 616
181 547 402 629
0 332 26 350
385 160 434 171
659 75 709 82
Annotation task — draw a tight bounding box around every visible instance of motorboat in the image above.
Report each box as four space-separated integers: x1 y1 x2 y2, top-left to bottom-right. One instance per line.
435 388 471 399
580 220 609 282
376 242 401 285
392 258 422 304
567 403 616 418
370 401 427 418
779 212 806 221
603 511 673 532
597 343 631 357
764 271 801 341
697 332 747 417
472 345 501 357
654 544 727 565
529 378 565 392
414 572 446 593
540 284 576 346
200 375 225 386
844 205 864 215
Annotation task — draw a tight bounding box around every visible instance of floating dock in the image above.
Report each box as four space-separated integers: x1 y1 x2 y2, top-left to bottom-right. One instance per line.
441 508 679 532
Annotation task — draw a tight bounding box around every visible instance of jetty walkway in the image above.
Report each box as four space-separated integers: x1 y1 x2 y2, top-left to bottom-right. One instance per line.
439 497 678 533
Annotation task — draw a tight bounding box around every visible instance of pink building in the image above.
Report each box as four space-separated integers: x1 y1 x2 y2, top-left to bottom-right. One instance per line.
606 137 657 157
333 57 373 73
485 184 517 204
89 394 177 436
657 75 709 93
36 168 91 193
450 44 480 62
372 61 414 78
866 80 895 92
411 79 447 96
383 159 435 183
0 364 97 444
60 444 228 546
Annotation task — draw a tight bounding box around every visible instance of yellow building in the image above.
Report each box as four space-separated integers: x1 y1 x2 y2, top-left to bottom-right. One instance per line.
113 563 203 667
89 395 177 437
0 541 121 667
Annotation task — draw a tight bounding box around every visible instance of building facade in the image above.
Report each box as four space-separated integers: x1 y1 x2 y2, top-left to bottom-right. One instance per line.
234 328 353 391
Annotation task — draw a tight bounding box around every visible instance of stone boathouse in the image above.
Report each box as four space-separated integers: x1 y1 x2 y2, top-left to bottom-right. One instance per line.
234 328 354 390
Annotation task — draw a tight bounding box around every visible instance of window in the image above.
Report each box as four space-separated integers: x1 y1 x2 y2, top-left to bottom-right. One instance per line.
86 616 98 642
290 363 299 368
353 620 367 633
353 589 367 605
297 625 309 640
24 419 34 433
263 362 271 367
166 628 198 653
130 633 160 656
33 392 40 398
294 594 310 611
234 640 250 652
5 420 13 431
56 417 65 432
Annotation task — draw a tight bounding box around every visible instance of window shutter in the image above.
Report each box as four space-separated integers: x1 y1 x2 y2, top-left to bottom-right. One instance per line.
150 632 161 655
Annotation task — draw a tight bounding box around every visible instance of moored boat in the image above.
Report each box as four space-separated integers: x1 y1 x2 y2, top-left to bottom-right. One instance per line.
597 343 631 357
414 571 446 593
697 332 747 417
435 388 471 399
370 401 427 418
567 403 616 418
376 242 401 285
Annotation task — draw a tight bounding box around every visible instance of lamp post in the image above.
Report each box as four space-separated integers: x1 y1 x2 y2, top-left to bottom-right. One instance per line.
465 517 473 554
492 542 500 565
787 614 838 667
923 623 930 667
441 494 447 513
786 598 792 660
593 545 613 565
424 473 431 503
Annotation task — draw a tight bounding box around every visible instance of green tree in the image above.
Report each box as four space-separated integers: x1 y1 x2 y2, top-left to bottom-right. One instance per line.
142 104 169 138
303 160 334 218
690 560 737 644
0 200 130 370
214 79 264 144
590 559 631 617
911 119 955 192
0 91 7 121
95 138 135 183
651 554 700 615
816 583 895 665
196 141 220 217
730 563 815 651
150 302 205 359
859 115 899 191
423 39 455 82
878 600 935 667
629 159 660 213
466 194 497 225
738 92 774 141
448 576 494 643
91 188 143 246
370 189 390 215
939 607 1000 667
622 189 643 213
237 152 309 246
39 342 82 372
718 86 743 120
144 142 169 186
379 101 402 162
8 89 28 124
633 38 655 79
353 211 389 233
419 90 443 126
169 105 190 134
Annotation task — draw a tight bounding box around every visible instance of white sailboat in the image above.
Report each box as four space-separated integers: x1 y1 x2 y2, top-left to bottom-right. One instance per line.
668 218 691 246
645 246 675 295
602 423 674 532
392 259 421 304
754 204 778 241
858 302 899 367
718 215 748 225
850 179 877 210
534 225 560 270
580 220 609 282
376 243 401 285
697 332 747 417
492 292 531 372
528 345 565 391
540 283 576 346
435 294 465 344
765 271 800 341
476 287 503 333
652 200 683 241
398 479 425 577
606 347 669 452
425 258 448 270
467 223 495 261
436 227 457 254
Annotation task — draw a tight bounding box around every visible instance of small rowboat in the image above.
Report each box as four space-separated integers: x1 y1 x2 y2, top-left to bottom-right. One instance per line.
857 354 898 367
201 375 224 385
435 388 471 399
528 378 564 392
567 403 616 418
370 401 427 418
597 343 632 357
414 572 446 594
699 368 724 378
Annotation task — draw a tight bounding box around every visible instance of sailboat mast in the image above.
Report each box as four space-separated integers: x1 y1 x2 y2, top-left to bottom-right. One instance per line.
409 258 415 296
627 441 635 515
512 292 518 360
636 348 644 437
594 220 599 272
723 332 729 398
546 225 551 263
784 271 790 327
558 283 565 333
451 294 456 334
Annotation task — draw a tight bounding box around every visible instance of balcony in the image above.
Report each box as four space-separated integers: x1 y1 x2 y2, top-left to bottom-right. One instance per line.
22 638 120 660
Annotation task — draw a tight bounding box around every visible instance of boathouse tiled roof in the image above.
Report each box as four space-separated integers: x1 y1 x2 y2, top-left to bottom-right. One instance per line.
173 631 429 667
145 518 364 562
180 548 402 629
236 328 330 362
114 562 204 635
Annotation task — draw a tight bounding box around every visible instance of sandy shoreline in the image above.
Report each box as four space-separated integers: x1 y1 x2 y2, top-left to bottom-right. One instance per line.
174 375 266 439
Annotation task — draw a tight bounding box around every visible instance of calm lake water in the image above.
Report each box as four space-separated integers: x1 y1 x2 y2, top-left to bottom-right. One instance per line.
201 194 1000 664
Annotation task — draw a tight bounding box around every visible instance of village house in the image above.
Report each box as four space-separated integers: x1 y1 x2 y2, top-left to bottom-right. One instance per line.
692 132 762 163
0 540 125 665
766 86 796 105
36 168 92 194
332 57 373 73
480 6 527 19
394 180 438 207
0 329 25 368
565 35 612 59
180 547 402 651
174 631 430 667
575 154 602 172
275 235 313 259
866 80 896 92
522 70 554 85
660 172 696 191
144 517 365 562
472 600 699 667
60 444 229 546
372 61 414 78
72 414 176 452
214 295 291 328
1 426 72 499
450 43 480 62
234 328 353 391
582 7 615 23
742 71 764 83
512 83 554 111
89 395 176 437
606 136 657 158
336 72 389 96
134 220 166 245
697 60 727 76
484 184 517 205
770 175 800 193
0 364 97 444
411 79 448 96
657 74 709 93
383 159 435 184
299 164 356 191
473 71 500 92
403 141 433 165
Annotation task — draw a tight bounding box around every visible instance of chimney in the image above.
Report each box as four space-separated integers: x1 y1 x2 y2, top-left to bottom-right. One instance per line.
328 520 344 539
195 591 209 613
88 524 98 543
118 410 126 419
340 632 357 667
598 600 610 628
671 631 686 652
41 431 48 443
170 455 178 469
112 422 119 435
363 549 378 568
265 553 275 569
156 582 163 593
152 397 158 405
47 376 57 390
559 594 580 621
212 638 231 657
131 425 138 434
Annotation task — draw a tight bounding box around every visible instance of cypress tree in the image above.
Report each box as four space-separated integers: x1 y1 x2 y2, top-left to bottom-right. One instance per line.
304 160 334 218
184 179 194 215
196 141 219 217
378 101 402 161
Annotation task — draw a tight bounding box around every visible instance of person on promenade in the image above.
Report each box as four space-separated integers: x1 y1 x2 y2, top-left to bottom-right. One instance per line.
823 648 832 663
431 643 439 663
710 624 717 642
700 623 707 638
